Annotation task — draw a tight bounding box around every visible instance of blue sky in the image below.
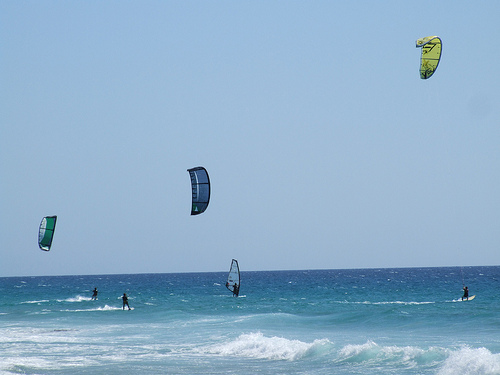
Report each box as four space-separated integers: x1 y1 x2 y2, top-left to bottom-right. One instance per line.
1 1 499 277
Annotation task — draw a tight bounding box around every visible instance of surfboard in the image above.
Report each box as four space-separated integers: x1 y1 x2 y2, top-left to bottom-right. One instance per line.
458 295 475 301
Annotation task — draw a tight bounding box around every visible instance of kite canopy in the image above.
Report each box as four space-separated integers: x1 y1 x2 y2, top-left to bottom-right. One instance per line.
187 167 210 215
416 36 442 79
38 216 57 251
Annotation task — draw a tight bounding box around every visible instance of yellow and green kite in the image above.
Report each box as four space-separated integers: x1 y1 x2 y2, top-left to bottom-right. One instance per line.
416 36 442 79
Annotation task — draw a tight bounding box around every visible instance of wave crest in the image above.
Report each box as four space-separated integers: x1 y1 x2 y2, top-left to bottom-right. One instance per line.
201 333 500 373
338 340 447 367
438 347 500 375
204 332 331 361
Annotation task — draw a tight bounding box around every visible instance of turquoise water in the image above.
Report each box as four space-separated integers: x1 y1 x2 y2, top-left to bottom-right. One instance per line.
1 266 500 374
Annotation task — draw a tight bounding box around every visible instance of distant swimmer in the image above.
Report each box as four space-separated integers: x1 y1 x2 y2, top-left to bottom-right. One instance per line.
91 288 98 300
462 286 469 301
233 282 239 297
122 293 131 310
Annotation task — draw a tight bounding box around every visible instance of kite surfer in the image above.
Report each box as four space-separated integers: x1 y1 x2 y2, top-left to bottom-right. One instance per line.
91 288 98 300
462 286 469 301
122 293 131 310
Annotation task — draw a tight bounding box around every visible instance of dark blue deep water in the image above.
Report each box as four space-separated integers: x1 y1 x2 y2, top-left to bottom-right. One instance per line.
1 266 500 374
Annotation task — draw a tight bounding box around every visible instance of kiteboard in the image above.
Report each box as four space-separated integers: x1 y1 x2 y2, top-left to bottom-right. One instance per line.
458 295 475 302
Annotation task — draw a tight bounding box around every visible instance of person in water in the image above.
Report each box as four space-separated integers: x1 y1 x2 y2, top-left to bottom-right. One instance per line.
122 293 131 310
233 282 239 297
91 288 98 300
462 286 469 301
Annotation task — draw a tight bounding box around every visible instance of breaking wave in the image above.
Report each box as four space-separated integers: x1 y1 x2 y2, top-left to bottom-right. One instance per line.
200 332 500 374
202 332 330 361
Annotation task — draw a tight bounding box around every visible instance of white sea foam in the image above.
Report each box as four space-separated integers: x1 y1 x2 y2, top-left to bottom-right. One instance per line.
60 295 93 303
203 332 331 361
21 299 49 304
0 352 97 374
438 346 500 375
336 341 500 373
373 301 435 305
1 357 70 373
355 301 435 305
62 304 122 312
29 309 52 315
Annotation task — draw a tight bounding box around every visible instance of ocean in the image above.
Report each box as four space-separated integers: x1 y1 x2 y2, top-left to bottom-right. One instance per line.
1 266 500 375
